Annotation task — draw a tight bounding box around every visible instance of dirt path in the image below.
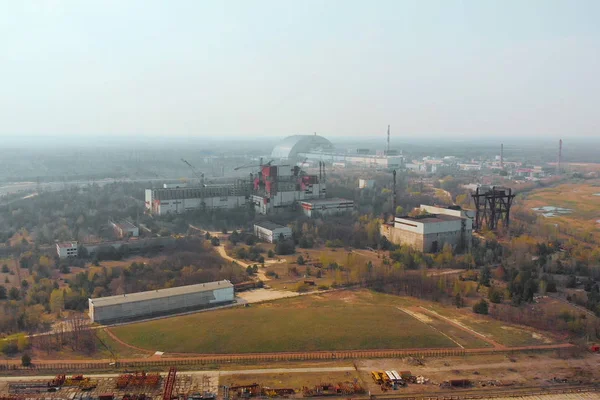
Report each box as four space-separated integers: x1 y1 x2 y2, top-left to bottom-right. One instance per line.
416 306 506 349
397 307 465 349
214 243 271 282
103 327 155 355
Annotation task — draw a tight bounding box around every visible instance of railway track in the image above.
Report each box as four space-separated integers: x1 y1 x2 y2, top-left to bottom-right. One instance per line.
0 343 577 371
358 384 600 400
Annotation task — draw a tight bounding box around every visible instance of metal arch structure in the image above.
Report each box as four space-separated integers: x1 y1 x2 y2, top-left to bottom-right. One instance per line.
471 186 515 231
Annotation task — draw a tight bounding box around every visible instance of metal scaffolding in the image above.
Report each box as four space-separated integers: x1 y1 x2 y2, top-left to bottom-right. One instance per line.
471 186 515 231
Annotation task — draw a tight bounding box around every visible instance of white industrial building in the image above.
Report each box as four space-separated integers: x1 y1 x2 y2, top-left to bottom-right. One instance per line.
358 179 375 189
381 205 473 252
110 220 139 238
56 241 78 258
299 198 355 217
145 185 249 215
253 221 293 243
88 280 234 324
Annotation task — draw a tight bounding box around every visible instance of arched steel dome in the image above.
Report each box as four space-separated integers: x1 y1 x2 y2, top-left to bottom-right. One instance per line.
271 135 334 160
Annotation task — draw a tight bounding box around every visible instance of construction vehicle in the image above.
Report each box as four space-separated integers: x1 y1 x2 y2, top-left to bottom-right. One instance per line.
371 371 386 384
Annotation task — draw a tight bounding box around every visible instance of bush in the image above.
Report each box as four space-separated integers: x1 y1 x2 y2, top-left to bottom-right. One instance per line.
473 299 489 315
267 250 275 258
275 239 295 255
488 287 503 304
317 284 329 290
296 283 310 293
297 255 305 265
265 270 278 278
1 264 8 273
210 237 220 246
21 353 31 367
1 341 18 355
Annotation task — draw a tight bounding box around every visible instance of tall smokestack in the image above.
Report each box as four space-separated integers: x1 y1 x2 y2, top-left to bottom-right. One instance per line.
392 169 397 217
557 139 562 174
500 143 504 169
387 125 390 154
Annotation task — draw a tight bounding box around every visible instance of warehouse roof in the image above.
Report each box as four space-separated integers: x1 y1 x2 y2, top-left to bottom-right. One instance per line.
395 214 463 224
89 280 233 307
254 221 288 231
57 241 78 249
300 198 355 206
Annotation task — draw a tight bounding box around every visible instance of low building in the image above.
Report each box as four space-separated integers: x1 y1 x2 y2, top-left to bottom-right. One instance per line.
380 205 473 252
253 221 292 243
88 280 234 324
56 241 78 258
358 179 375 189
110 220 139 238
299 198 355 217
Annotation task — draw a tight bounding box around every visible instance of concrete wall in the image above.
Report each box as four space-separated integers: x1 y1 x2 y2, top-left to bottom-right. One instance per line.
156 195 246 215
89 286 234 324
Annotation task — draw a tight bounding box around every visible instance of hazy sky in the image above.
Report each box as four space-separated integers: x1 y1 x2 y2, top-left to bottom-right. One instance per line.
1 0 599 139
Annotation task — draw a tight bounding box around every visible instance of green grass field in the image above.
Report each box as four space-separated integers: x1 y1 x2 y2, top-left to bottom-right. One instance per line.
111 291 460 354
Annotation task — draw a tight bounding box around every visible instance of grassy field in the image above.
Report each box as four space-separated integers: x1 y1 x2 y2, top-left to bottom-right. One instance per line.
111 290 461 354
519 181 600 242
425 303 552 347
110 289 556 354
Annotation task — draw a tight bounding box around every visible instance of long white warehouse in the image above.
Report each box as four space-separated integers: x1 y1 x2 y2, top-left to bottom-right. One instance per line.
88 280 234 324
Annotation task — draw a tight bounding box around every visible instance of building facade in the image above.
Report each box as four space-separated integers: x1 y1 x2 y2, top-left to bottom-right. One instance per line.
56 242 78 258
358 179 375 189
145 185 249 215
253 221 293 243
299 198 355 217
380 205 473 252
88 280 234 324
110 220 139 238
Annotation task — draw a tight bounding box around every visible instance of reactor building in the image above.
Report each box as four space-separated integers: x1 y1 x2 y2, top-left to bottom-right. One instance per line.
271 134 404 169
88 280 234 324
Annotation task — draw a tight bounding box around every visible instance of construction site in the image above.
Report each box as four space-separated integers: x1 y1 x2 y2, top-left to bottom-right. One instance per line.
2 350 599 400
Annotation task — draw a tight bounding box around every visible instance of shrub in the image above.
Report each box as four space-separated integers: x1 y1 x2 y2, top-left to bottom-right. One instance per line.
296 283 310 293
21 354 31 367
488 287 503 304
267 250 275 258
317 284 329 291
297 255 305 265
473 299 489 315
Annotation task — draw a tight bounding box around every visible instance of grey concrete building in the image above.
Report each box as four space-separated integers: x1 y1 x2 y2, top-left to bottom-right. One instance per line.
88 280 234 324
380 205 473 253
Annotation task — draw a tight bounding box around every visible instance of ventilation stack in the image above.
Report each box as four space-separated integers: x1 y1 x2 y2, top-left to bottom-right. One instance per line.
392 169 397 217
387 125 391 154
557 139 563 174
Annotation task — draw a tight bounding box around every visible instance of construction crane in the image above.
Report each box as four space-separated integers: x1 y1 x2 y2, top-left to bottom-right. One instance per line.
234 159 274 171
181 158 205 186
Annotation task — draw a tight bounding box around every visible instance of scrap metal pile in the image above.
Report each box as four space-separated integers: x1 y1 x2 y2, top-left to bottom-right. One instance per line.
302 382 365 397
115 372 161 389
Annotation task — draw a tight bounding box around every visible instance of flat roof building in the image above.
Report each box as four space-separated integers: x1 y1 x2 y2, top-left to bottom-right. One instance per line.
253 221 293 243
381 205 473 253
110 220 139 238
88 280 234 324
56 241 78 259
299 198 354 218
